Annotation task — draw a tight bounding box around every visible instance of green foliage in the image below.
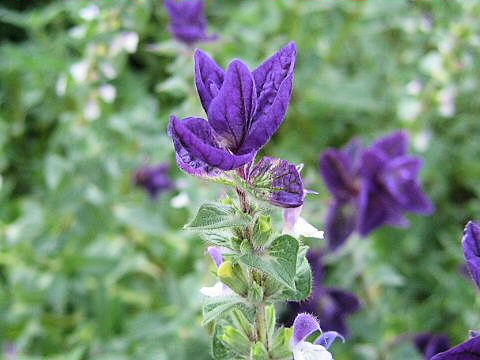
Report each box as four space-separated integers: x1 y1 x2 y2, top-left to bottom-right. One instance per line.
186 202 251 231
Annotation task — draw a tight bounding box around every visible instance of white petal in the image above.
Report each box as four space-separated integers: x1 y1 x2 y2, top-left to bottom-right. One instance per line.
70 60 89 83
85 99 100 121
123 32 139 53
79 4 99 21
170 192 190 209
294 218 324 239
293 341 333 360
200 282 232 297
99 84 117 103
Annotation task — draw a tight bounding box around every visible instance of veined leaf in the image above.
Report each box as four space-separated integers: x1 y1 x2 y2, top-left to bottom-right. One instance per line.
239 235 299 291
186 203 251 231
283 245 312 301
203 296 248 325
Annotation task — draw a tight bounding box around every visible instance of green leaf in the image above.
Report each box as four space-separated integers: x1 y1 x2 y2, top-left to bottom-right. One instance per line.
271 328 294 360
203 296 248 325
212 326 237 360
239 235 299 291
186 203 251 231
284 245 312 301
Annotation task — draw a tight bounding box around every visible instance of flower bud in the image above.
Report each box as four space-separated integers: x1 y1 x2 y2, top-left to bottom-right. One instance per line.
252 215 272 248
221 326 251 356
217 261 248 296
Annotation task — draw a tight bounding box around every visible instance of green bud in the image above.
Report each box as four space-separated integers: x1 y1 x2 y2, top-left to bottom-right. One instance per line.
271 328 294 359
252 215 273 249
240 239 253 254
217 261 248 296
221 326 251 356
265 305 276 342
251 341 269 360
248 281 264 304
232 309 255 340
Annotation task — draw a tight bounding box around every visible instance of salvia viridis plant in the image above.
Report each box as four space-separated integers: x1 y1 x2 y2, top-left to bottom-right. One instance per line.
430 221 480 359
168 42 343 359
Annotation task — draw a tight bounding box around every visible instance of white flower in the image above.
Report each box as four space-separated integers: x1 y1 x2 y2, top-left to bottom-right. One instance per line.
100 62 117 80
56 74 67 97
84 98 100 120
69 25 87 39
200 282 233 297
99 84 116 103
170 192 190 208
406 79 422 95
283 206 324 239
70 60 89 83
293 341 333 360
110 32 139 55
438 86 457 117
79 4 99 21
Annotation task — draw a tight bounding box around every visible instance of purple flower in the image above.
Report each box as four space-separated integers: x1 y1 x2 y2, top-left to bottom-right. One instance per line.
320 131 434 251
431 333 480 360
164 0 216 46
134 163 173 198
413 333 451 359
283 250 361 337
463 221 480 290
169 42 297 174
291 313 344 360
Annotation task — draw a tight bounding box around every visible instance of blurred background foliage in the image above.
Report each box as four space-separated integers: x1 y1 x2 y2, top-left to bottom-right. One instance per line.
0 0 479 359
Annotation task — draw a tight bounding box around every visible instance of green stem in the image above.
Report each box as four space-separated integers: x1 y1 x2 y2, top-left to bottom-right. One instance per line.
256 302 268 348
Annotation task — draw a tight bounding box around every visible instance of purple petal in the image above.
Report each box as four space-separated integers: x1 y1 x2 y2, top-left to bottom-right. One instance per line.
207 246 224 268
381 156 434 214
431 336 480 360
414 333 451 359
169 116 255 171
372 131 409 159
238 42 297 155
463 221 480 290
208 60 257 152
164 0 212 45
326 200 357 251
358 180 409 236
293 313 321 346
134 163 173 198
315 331 345 349
320 149 360 202
247 157 305 208
195 49 225 113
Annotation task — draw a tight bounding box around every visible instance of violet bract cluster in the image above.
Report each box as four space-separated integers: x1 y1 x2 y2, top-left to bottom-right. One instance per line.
164 0 217 46
168 43 340 360
320 131 434 251
430 221 480 360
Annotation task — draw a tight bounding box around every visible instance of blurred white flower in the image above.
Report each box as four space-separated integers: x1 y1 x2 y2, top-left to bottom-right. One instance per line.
413 131 431 152
406 79 422 95
100 62 117 80
69 25 87 39
170 192 190 208
421 52 447 81
85 98 101 120
70 60 89 83
438 86 457 117
79 4 100 21
56 74 67 97
111 32 139 55
398 99 422 123
99 84 116 103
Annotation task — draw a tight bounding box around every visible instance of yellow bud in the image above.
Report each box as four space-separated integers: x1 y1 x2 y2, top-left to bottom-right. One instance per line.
217 260 234 279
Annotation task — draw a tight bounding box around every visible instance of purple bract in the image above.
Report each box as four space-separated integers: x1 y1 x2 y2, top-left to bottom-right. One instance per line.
463 221 480 291
413 333 451 359
431 333 480 360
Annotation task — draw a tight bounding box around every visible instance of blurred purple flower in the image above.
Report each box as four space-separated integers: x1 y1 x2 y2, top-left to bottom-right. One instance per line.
164 0 217 46
134 163 173 198
413 333 451 359
320 131 434 251
169 42 297 173
431 333 480 360
463 221 480 290
4 343 17 360
283 250 361 337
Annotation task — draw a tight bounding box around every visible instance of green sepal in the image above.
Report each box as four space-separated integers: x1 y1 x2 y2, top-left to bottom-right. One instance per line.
231 309 256 340
251 342 269 360
265 305 276 343
252 215 273 249
239 235 299 291
271 327 294 360
218 261 249 296
185 202 251 231
222 326 252 356
247 281 264 304
212 325 238 360
283 245 313 302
